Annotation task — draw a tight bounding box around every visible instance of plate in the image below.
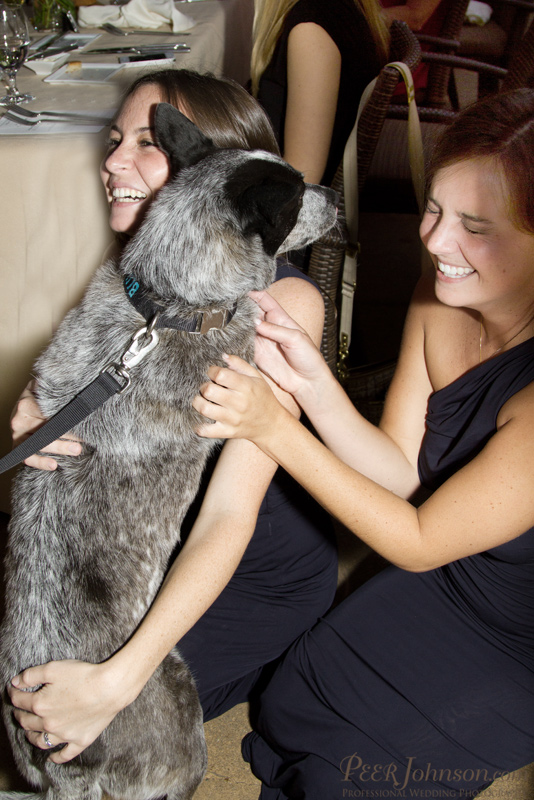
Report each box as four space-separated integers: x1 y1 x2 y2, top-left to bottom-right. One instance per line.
25 52 71 77
28 32 101 52
27 33 103 76
44 62 123 84
49 33 102 49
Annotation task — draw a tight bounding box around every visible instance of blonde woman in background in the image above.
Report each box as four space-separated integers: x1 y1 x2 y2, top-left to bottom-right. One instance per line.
251 0 390 188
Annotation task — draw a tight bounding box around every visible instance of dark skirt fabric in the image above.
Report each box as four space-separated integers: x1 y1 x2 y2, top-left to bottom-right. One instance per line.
179 470 338 721
242 338 534 798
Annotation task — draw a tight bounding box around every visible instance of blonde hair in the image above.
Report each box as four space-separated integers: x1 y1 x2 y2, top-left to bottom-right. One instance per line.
250 0 390 96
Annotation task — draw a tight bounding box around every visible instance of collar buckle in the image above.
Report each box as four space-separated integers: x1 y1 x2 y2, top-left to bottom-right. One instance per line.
194 308 230 335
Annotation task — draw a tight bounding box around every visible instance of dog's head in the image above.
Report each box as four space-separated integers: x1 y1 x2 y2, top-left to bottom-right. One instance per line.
120 103 337 305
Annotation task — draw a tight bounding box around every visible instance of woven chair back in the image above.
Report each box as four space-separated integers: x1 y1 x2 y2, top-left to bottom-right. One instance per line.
308 21 421 375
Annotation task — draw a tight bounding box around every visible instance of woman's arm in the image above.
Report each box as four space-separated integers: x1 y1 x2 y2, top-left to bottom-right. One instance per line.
7 275 324 763
194 289 534 573
283 22 341 184
215 285 431 498
287 291 431 499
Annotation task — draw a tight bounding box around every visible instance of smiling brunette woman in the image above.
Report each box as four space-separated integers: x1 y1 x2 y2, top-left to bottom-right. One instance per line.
192 89 534 798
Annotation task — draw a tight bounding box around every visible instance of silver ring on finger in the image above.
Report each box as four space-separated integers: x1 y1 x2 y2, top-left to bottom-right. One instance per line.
43 731 54 748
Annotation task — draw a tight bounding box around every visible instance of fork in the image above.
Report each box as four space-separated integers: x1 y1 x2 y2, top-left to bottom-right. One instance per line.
101 22 190 35
5 104 111 122
3 108 111 126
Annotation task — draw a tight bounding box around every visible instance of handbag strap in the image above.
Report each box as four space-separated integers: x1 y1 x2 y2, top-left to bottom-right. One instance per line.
338 61 425 381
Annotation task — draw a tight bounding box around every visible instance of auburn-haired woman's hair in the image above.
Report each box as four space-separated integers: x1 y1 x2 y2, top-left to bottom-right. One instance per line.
250 0 390 97
427 88 534 233
121 68 280 155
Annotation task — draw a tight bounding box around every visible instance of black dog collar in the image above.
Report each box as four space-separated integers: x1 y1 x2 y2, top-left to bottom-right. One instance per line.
124 275 238 334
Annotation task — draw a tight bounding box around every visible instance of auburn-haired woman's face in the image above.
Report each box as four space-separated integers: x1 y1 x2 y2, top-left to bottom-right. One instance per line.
420 158 534 314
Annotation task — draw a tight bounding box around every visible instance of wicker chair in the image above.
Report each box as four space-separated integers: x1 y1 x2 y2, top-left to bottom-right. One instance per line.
420 15 534 94
415 0 471 109
458 0 534 97
307 20 421 376
389 7 534 123
363 16 534 218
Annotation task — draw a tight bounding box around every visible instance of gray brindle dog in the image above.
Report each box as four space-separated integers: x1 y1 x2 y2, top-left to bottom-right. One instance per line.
0 103 338 800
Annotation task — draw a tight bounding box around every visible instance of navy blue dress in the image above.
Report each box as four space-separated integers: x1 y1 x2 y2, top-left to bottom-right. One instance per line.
177 262 338 721
242 339 534 798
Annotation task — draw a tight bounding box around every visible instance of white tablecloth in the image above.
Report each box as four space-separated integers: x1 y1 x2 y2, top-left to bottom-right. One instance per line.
0 0 253 511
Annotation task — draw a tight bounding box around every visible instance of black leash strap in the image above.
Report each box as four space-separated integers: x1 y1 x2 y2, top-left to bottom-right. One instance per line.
0 371 123 476
0 272 241 478
0 317 160 476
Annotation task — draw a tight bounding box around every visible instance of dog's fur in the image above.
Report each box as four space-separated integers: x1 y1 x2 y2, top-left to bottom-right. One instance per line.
0 103 338 800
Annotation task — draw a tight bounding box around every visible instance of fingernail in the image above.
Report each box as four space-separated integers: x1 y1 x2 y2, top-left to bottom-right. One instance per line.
68 443 81 455
11 676 19 687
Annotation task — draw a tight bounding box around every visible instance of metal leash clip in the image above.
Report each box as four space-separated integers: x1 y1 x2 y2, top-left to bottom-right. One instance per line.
101 314 160 393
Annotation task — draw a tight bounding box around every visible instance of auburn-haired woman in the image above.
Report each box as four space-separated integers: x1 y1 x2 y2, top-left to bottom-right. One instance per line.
195 88 534 798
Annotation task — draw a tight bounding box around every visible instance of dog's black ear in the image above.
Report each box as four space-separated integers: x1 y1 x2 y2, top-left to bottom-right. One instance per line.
154 103 217 175
225 158 304 256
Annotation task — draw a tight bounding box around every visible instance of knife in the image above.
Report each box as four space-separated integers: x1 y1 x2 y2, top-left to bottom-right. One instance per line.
132 31 191 35
27 43 81 61
87 44 190 54
118 52 177 62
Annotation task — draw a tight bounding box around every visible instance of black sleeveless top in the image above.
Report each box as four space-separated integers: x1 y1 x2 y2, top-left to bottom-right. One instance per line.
418 338 534 666
257 0 382 186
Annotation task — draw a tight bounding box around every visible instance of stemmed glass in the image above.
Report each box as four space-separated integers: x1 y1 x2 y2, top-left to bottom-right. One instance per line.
0 3 34 106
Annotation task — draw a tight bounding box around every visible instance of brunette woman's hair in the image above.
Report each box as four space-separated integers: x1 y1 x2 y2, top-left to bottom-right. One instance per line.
120 68 280 155
427 88 534 233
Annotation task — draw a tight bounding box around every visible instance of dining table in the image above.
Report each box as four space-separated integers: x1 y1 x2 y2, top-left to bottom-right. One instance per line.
0 0 254 512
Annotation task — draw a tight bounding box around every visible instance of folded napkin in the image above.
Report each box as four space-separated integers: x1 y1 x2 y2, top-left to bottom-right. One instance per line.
465 0 492 26
78 0 195 31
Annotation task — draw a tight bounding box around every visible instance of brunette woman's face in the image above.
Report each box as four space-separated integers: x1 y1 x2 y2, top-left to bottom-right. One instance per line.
100 84 171 234
419 158 534 315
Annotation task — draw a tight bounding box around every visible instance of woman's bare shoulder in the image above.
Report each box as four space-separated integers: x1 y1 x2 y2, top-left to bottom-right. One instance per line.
269 274 324 344
499 380 534 427
410 274 480 389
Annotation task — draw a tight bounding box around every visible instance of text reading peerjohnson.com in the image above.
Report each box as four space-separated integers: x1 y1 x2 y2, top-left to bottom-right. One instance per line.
338 753 508 797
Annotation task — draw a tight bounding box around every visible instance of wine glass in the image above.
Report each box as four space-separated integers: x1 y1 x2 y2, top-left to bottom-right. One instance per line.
0 3 34 106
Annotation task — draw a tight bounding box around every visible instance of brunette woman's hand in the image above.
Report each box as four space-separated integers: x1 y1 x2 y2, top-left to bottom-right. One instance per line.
10 381 82 470
7 659 128 763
